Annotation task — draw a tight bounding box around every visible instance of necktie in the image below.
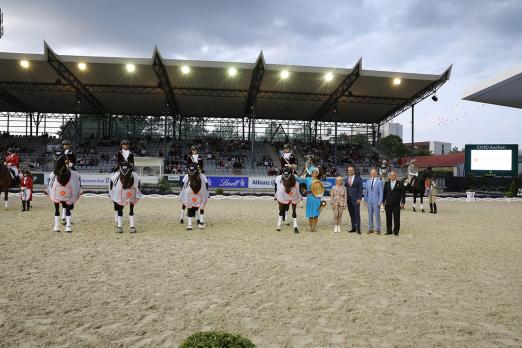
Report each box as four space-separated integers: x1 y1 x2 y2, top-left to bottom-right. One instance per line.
371 179 374 189
349 177 353 187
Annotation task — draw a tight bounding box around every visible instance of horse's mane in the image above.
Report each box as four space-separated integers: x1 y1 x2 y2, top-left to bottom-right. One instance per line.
189 172 202 194
282 175 296 194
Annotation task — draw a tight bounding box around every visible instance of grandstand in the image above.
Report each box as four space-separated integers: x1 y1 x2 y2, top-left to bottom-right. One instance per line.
0 43 451 178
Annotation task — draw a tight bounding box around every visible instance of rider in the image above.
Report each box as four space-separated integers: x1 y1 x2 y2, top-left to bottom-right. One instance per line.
406 159 418 186
20 170 33 212
61 140 77 171
4 148 21 184
379 159 389 182
117 140 135 169
187 145 204 173
280 143 297 174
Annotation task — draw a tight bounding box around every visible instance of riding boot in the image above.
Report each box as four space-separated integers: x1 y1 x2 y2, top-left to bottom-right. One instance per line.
433 203 437 214
429 203 433 213
26 201 30 211
22 201 26 211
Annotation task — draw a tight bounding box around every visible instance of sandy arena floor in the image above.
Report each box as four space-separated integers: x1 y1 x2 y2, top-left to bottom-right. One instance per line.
0 196 521 347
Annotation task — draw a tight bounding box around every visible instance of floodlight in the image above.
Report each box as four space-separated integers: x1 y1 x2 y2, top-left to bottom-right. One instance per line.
78 62 87 71
20 60 30 69
324 72 333 82
181 65 190 74
393 77 401 85
228 67 237 77
281 70 290 79
126 64 136 73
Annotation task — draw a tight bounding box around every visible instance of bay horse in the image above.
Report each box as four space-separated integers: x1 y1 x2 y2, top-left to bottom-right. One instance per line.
179 165 208 231
47 151 81 232
275 168 302 233
0 162 16 209
405 168 433 212
109 161 141 233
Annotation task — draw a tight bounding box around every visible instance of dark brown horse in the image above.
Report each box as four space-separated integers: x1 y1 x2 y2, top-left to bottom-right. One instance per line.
180 165 206 230
51 152 75 232
276 168 299 233
0 162 15 209
111 161 137 233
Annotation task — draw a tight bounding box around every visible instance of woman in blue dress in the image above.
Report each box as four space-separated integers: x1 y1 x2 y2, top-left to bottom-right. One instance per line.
297 161 325 232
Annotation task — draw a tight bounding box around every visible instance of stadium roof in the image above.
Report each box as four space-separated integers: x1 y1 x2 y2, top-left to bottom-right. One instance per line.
463 65 522 109
0 42 452 124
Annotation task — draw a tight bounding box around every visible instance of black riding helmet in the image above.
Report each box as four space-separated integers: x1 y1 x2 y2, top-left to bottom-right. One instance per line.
190 145 198 151
62 139 71 145
120 139 130 146
7 147 15 154
283 143 290 149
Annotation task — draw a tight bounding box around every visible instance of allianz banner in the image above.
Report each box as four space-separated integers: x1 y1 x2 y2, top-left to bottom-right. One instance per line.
249 176 276 189
207 176 248 188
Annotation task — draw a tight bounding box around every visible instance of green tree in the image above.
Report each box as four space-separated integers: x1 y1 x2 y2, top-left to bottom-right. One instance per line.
379 135 408 158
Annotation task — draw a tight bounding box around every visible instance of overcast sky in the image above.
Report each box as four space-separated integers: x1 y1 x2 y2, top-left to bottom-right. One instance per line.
1 0 521 148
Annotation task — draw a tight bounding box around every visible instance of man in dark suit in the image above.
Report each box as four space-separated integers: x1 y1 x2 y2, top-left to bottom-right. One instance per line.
383 170 406 236
344 165 364 234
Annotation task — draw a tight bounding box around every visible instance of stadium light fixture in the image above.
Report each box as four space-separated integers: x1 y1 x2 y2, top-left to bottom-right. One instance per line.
281 70 290 79
78 62 87 71
324 72 334 82
393 77 401 86
20 60 30 69
181 65 191 74
228 67 237 77
126 63 136 73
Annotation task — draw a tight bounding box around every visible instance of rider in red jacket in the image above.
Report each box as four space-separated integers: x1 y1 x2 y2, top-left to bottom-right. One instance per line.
20 170 33 211
4 148 21 184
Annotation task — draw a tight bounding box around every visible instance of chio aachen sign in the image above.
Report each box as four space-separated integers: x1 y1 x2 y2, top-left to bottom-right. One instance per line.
465 144 518 177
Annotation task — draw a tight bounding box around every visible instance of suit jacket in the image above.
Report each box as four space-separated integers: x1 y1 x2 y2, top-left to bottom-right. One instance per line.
383 180 406 207
344 175 363 202
364 178 383 205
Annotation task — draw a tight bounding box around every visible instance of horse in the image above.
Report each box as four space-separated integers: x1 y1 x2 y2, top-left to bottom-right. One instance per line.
404 168 433 212
179 165 208 231
275 168 302 233
109 161 141 233
0 162 17 209
47 151 82 232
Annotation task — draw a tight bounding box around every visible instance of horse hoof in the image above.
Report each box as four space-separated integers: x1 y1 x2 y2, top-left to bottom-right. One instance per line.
62 219 66 225
187 227 192 231
294 228 299 233
276 227 281 231
65 227 72 233
116 227 123 233
198 224 204 230
53 227 60 232
197 220 201 225
421 209 425 213
412 207 416 212
179 219 184 224
129 227 137 233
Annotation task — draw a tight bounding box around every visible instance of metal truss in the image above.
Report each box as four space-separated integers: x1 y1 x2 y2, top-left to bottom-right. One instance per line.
379 65 453 125
44 41 108 114
152 48 181 116
245 52 265 115
312 58 362 120
0 88 34 112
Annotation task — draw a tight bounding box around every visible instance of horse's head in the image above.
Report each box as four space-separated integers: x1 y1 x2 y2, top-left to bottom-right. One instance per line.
53 150 69 176
281 167 295 194
187 164 201 194
119 161 134 189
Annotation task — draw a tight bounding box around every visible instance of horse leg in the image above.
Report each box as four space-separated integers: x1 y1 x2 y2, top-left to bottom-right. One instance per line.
292 204 299 233
285 204 290 225
412 193 417 212
186 207 196 230
115 203 123 233
129 204 136 233
198 209 205 229
276 203 285 231
180 204 185 224
53 203 61 232
4 188 8 209
61 206 67 225
64 203 72 232
420 192 425 212
114 202 119 226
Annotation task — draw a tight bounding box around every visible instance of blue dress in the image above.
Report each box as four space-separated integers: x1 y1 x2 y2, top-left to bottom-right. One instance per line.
297 177 323 218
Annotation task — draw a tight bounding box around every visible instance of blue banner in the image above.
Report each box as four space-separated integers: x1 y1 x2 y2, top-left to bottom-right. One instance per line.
207 176 249 188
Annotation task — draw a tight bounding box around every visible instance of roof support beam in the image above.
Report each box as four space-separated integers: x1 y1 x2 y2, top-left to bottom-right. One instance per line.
379 65 452 125
0 88 34 112
312 58 362 121
244 52 265 115
44 41 108 114
152 47 181 116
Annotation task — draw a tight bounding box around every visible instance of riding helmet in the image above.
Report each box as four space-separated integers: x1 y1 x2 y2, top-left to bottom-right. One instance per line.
120 139 130 146
190 145 198 151
62 139 71 145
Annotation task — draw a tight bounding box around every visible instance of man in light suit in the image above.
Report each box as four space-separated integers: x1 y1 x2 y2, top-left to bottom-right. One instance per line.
344 165 364 234
364 168 384 234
